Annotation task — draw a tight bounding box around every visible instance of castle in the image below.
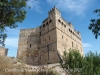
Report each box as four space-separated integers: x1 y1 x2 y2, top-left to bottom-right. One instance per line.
17 7 84 66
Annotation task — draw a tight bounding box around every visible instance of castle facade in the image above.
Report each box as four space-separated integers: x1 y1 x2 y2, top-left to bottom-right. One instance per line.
17 7 84 65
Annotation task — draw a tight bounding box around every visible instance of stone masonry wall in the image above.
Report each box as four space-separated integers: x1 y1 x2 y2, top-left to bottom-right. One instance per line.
17 7 84 66
17 28 40 65
0 46 8 56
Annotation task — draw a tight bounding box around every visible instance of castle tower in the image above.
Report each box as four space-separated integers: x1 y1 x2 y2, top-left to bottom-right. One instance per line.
0 46 8 56
39 7 61 64
17 7 84 65
17 28 41 65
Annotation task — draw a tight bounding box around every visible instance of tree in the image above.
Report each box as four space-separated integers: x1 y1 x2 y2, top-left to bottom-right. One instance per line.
60 49 83 75
60 49 100 75
88 9 100 39
81 51 100 75
0 0 27 46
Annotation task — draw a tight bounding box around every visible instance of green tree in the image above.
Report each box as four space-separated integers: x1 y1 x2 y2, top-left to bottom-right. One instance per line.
88 9 100 39
60 49 83 75
81 51 100 75
60 49 100 75
0 0 27 46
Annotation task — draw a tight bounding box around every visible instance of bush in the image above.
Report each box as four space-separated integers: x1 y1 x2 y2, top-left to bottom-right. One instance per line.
0 56 59 75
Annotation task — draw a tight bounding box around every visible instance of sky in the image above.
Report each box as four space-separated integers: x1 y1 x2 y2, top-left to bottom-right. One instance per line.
3 0 100 57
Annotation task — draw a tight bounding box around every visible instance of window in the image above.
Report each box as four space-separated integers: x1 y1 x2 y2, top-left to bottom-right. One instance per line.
72 42 73 47
49 36 50 40
58 19 61 22
71 30 72 33
45 38 46 41
30 44 31 48
62 36 63 39
69 28 70 31
49 19 52 23
62 22 63 25
43 24 45 27
40 32 41 36
46 22 48 25
64 25 66 27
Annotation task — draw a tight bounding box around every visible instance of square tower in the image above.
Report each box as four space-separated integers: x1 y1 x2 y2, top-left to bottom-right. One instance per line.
17 7 84 65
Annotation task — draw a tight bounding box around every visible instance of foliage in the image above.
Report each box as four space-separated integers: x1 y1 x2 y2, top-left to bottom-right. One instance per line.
60 49 83 75
88 9 100 39
0 56 59 75
0 56 14 74
81 51 100 75
0 0 27 46
60 49 100 75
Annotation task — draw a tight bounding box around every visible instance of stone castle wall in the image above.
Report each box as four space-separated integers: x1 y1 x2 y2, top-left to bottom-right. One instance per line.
17 28 41 65
0 46 8 56
17 7 84 66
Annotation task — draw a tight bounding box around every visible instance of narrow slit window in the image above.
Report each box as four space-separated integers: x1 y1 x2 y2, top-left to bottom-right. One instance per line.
40 32 41 36
72 42 73 47
30 44 31 48
45 38 46 41
62 36 63 39
49 36 50 40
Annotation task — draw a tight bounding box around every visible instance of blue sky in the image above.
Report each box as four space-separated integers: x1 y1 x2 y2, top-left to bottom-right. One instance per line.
4 0 100 57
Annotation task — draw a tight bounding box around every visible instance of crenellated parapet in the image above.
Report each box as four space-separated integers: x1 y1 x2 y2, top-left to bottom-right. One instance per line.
57 17 81 42
48 6 61 17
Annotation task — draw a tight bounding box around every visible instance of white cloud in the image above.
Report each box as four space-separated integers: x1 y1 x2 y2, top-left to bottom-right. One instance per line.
5 38 19 48
83 43 92 48
27 0 41 13
4 28 20 48
47 0 92 16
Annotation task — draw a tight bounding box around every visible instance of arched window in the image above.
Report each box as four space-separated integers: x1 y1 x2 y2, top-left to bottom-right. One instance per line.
71 30 72 33
64 24 66 27
43 24 45 27
46 22 48 25
49 19 52 23
62 22 63 25
58 19 61 22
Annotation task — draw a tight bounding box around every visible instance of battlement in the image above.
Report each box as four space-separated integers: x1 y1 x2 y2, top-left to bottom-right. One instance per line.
48 6 61 17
